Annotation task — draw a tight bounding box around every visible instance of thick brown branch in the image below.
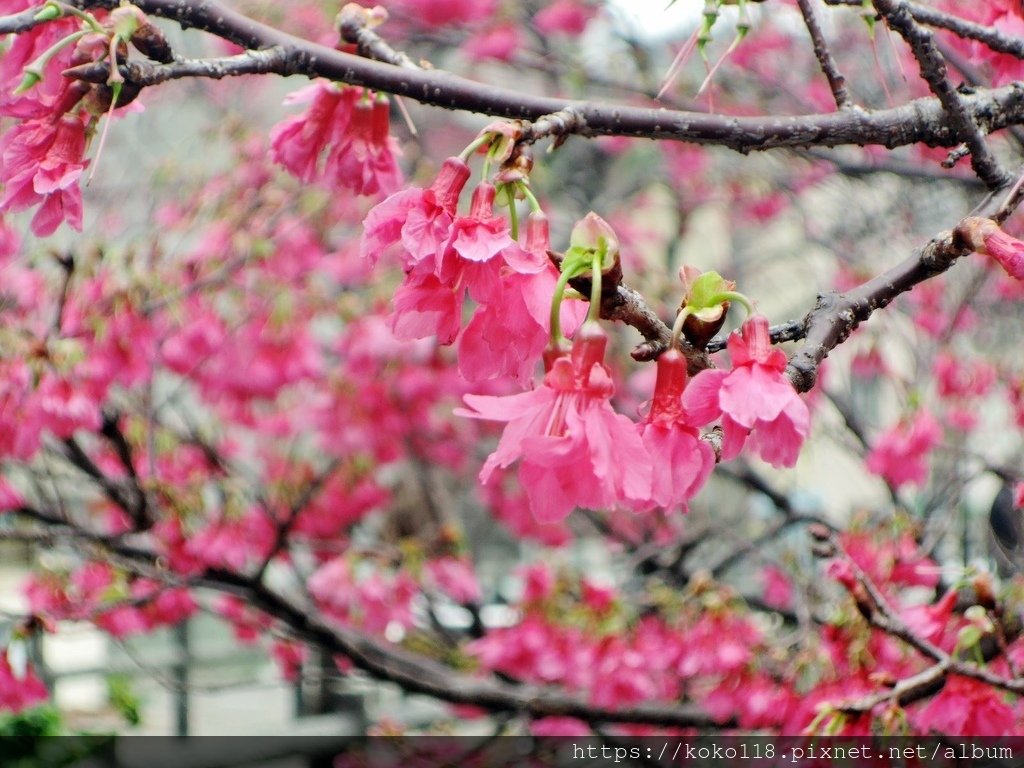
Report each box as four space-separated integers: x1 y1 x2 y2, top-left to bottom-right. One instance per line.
786 228 967 392
872 0 1011 189
5 506 726 729
825 0 1024 62
49 0 1024 154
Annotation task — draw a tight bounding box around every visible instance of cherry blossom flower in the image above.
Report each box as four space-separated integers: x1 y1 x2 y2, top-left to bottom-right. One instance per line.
426 557 482 604
458 322 652 522
960 216 1024 280
0 649 47 713
634 348 714 512
534 0 595 35
0 115 88 235
324 93 402 197
865 410 942 488
684 315 809 468
462 25 522 62
271 83 401 197
388 0 497 27
361 156 471 270
914 674 1016 735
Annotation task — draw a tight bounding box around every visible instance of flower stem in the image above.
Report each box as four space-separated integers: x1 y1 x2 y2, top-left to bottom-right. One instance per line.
38 2 104 33
670 305 695 349
15 28 87 94
708 290 754 318
587 252 602 323
458 134 490 163
506 185 519 241
549 268 574 344
517 181 541 213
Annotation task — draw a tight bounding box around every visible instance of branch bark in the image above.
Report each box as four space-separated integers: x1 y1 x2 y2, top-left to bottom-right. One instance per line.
38 0 1023 155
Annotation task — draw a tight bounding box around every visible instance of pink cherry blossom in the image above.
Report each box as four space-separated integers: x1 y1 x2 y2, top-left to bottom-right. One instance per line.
387 0 497 27
270 82 348 182
634 348 715 512
518 562 556 603
272 83 401 197
865 409 942 488
462 25 522 62
361 156 470 270
458 322 652 522
0 649 47 713
426 557 482 604
0 115 88 235
534 0 595 35
914 674 1016 735
324 94 402 197
684 315 809 468
961 216 1024 280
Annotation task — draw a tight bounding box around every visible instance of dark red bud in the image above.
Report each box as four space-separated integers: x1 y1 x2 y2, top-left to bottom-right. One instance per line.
430 157 471 213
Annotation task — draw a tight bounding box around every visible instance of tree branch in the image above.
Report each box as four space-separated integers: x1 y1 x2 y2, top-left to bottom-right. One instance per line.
5 504 727 729
786 226 967 392
45 0 1024 155
795 0 853 110
872 0 1012 189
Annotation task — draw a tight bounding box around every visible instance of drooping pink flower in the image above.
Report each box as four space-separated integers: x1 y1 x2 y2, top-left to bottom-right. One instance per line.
272 83 402 197
371 178 514 346
902 588 959 648
270 82 351 183
914 674 1016 736
360 156 471 270
634 348 714 512
324 93 402 197
462 24 522 62
389 271 463 344
960 216 1024 280
458 322 652 522
0 115 88 235
444 183 513 276
0 649 47 713
684 315 810 467
865 410 942 488
534 0 596 35
457 212 584 383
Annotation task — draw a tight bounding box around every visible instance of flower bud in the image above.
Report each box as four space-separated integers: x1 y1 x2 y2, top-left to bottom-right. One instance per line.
569 212 619 270
959 216 1024 280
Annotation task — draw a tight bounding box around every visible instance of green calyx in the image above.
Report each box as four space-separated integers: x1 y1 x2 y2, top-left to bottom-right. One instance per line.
549 214 619 341
671 268 754 347
685 270 753 318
